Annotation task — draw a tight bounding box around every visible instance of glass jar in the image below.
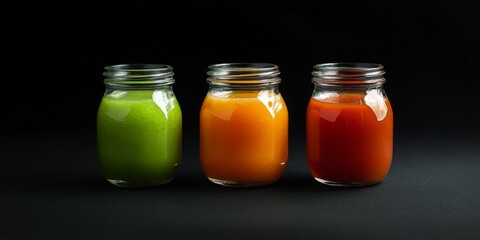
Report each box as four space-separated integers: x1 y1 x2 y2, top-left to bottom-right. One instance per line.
200 63 289 187
306 63 393 187
97 64 182 187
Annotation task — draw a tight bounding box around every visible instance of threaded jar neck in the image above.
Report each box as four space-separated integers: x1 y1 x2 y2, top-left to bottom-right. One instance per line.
103 64 174 89
312 63 385 87
207 63 281 88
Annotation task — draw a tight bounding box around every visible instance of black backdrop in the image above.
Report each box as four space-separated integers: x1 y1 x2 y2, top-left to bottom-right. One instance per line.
4 0 480 137
2 1 480 239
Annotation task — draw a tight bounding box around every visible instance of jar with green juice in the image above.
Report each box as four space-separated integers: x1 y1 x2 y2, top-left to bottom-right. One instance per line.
97 64 182 187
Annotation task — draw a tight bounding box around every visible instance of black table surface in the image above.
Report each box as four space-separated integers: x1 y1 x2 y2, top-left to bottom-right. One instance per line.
1 131 479 240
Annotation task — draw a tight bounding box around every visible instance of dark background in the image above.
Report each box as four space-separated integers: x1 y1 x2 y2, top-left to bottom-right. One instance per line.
4 0 480 136
1 1 480 239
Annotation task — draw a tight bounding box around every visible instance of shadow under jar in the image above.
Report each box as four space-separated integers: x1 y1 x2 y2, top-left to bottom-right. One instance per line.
97 64 182 187
306 63 393 187
200 63 288 187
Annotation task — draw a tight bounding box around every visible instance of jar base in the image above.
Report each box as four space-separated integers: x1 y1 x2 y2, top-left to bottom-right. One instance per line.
208 177 275 188
314 177 380 187
107 179 172 188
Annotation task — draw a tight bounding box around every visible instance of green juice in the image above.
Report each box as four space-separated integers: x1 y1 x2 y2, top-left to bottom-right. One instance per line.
97 89 182 187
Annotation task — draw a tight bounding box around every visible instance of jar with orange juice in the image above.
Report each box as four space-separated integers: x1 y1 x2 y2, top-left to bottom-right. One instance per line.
306 63 393 187
200 63 288 187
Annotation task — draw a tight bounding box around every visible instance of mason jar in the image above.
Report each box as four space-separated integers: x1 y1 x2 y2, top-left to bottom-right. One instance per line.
97 64 182 187
200 63 288 187
306 63 393 187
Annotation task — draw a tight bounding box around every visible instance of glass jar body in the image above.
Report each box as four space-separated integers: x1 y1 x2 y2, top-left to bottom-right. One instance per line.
200 86 288 187
200 63 288 187
306 63 393 186
97 64 182 187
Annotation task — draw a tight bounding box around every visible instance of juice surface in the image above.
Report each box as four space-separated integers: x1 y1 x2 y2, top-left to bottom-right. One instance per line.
306 92 393 185
97 90 182 185
200 91 288 184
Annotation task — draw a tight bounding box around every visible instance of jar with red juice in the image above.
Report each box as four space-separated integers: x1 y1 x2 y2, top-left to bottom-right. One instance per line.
306 63 393 186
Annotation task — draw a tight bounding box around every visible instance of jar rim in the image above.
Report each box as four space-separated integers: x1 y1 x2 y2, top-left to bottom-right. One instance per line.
104 63 172 72
103 63 175 88
312 62 385 86
207 63 281 87
313 62 383 71
208 62 278 72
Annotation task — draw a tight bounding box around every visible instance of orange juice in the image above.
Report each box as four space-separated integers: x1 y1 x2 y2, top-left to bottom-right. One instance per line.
200 91 288 187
